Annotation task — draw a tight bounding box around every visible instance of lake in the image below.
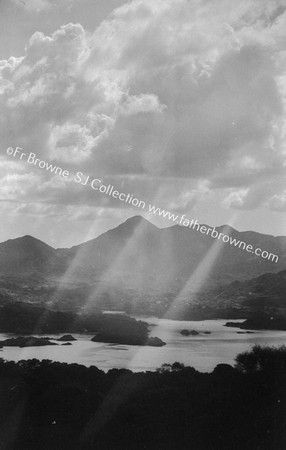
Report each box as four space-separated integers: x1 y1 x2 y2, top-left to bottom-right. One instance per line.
1 318 286 372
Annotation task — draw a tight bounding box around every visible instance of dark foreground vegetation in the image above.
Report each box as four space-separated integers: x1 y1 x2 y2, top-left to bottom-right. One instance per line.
0 346 285 449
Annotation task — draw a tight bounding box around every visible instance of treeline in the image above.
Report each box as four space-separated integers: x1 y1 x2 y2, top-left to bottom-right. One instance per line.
0 346 286 449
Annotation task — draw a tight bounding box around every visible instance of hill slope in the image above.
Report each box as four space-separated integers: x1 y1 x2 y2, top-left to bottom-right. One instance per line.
0 216 285 316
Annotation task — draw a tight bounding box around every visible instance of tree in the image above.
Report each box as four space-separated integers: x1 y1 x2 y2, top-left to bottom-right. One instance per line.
235 345 286 374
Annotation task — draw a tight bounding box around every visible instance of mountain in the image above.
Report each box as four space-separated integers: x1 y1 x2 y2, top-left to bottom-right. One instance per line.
59 216 286 288
215 269 286 316
68 215 161 275
0 235 65 277
0 216 285 316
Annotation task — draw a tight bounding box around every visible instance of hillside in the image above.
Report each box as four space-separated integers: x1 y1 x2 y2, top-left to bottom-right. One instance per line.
0 216 285 318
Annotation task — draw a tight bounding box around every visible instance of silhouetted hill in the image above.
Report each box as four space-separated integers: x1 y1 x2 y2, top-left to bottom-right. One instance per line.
66 215 163 284
213 270 286 317
0 235 65 276
1 217 285 284
227 269 286 297
0 217 285 316
61 216 286 290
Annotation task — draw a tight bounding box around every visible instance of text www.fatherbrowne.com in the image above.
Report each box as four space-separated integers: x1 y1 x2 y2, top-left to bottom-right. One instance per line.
148 205 279 263
6 147 279 264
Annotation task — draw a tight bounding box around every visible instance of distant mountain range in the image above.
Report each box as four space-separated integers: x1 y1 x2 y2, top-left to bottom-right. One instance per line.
0 216 285 318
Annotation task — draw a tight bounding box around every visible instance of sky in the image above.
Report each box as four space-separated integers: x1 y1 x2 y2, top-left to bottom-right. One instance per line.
0 0 286 247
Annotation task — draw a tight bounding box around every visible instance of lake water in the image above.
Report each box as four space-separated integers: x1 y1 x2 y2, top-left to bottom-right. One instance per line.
1 318 286 372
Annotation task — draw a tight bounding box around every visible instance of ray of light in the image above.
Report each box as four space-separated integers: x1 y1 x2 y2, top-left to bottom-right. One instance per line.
125 219 239 371
78 219 239 441
79 177 174 310
81 216 158 310
28 214 107 333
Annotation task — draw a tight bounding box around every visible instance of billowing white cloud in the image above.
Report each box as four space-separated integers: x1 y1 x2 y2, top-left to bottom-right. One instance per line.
49 123 98 162
1 0 286 241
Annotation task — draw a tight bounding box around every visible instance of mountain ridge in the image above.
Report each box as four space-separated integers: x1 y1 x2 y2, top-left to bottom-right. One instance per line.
0 215 285 317
0 215 285 283
1 215 286 249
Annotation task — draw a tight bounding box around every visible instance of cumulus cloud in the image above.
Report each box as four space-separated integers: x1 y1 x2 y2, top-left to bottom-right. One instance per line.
1 0 286 235
49 123 98 162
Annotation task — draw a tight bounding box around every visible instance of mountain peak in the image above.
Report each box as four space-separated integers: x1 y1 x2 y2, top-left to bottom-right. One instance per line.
99 215 159 241
114 215 158 232
0 234 55 251
16 235 51 246
22 235 39 241
123 215 155 225
70 215 158 250
0 233 58 277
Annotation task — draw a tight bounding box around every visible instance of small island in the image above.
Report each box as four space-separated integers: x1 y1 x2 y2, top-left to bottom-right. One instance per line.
57 335 77 342
180 329 199 336
91 333 166 347
225 316 286 331
236 331 255 334
145 337 166 347
0 336 58 348
180 329 211 337
0 303 167 347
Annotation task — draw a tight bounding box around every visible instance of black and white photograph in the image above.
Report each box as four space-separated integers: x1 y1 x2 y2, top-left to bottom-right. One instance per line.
0 0 286 448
